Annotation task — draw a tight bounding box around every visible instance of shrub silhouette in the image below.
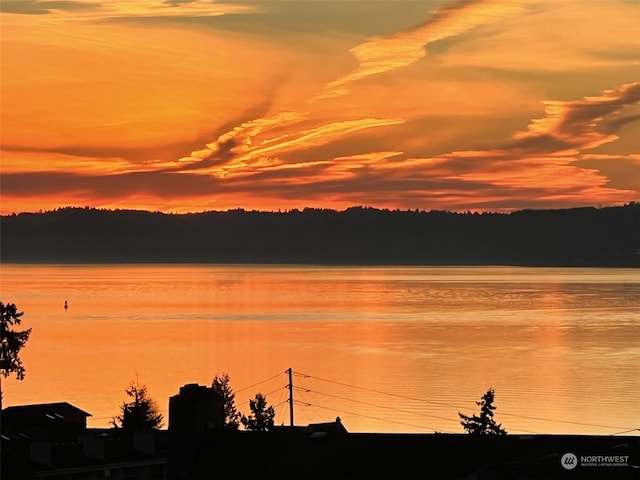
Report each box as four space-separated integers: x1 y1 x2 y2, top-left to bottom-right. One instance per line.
241 393 275 432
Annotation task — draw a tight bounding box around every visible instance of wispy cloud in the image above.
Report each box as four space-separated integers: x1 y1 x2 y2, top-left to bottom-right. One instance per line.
437 1 640 72
511 82 640 152
175 113 405 178
175 112 305 172
317 0 526 99
3 80 637 213
135 83 640 210
99 0 255 19
0 0 255 18
0 0 97 15
371 82 640 208
1 0 638 214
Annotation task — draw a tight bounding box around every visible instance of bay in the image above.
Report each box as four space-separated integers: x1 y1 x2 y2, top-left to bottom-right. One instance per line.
1 264 638 436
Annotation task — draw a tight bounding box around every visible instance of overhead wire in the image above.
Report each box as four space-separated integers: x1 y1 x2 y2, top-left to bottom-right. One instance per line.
262 384 288 399
297 400 448 432
611 428 640 436
290 379 315 427
293 385 457 424
294 371 470 409
235 370 287 394
292 370 638 433
292 383 540 434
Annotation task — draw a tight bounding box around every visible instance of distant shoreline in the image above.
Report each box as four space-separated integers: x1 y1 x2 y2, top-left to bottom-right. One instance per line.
2 203 639 267
1 260 639 268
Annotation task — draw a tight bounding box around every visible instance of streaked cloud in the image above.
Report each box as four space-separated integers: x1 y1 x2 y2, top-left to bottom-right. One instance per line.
318 0 526 99
176 113 405 178
0 0 96 15
99 0 255 19
512 82 640 152
176 112 306 171
1 0 638 214
0 0 255 17
438 0 640 72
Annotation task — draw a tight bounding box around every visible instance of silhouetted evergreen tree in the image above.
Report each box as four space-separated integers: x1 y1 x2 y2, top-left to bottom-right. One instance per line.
112 381 164 431
1 301 32 449
241 393 275 432
212 373 241 430
459 388 507 435
0 301 31 381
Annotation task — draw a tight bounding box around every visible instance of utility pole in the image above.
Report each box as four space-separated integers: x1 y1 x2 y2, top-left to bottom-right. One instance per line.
287 368 294 427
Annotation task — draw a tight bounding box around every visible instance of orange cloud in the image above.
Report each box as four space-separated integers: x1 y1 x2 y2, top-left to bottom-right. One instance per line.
177 112 305 169
438 1 640 72
513 82 640 151
177 113 405 178
1 1 638 215
365 82 640 209
0 8 295 158
2 81 638 214
0 0 255 18
317 0 525 99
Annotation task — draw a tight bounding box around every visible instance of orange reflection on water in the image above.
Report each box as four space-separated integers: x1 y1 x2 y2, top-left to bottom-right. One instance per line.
1 264 639 435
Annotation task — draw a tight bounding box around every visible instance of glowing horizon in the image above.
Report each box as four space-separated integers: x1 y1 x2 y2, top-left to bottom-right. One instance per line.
1 0 638 215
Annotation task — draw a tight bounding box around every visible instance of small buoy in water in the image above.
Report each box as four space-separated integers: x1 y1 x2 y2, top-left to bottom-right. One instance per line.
64 300 68 309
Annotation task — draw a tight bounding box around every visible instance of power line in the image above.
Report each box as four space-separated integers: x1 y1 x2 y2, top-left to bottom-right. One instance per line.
611 428 640 436
297 400 449 432
293 385 457 424
494 413 638 431
291 388 314 426
261 384 288 398
293 370 638 432
292 382 542 434
293 371 468 409
235 371 286 394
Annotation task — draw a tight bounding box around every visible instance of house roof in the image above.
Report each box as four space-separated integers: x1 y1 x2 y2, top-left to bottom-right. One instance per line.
2 401 92 419
306 416 348 435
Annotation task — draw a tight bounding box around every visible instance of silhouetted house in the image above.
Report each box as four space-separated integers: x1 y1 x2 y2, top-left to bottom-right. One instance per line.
2 402 91 441
1 403 168 480
4 393 639 479
305 416 348 439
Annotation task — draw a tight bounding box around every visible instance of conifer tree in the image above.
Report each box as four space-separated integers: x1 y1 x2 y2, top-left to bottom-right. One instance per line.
112 380 164 431
212 373 241 430
459 388 507 435
1 301 32 464
0 301 31 382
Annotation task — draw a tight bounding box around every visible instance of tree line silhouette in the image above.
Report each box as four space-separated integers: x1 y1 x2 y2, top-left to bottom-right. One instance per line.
1 203 638 266
113 373 501 435
111 374 275 433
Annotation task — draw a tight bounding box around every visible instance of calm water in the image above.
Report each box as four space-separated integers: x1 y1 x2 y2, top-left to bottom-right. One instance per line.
1 264 638 435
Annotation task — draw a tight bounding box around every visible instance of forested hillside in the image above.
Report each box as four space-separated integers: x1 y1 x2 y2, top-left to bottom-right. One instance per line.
1 203 638 266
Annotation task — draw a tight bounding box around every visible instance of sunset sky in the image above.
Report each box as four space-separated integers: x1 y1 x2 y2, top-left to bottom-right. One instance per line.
1 0 639 214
